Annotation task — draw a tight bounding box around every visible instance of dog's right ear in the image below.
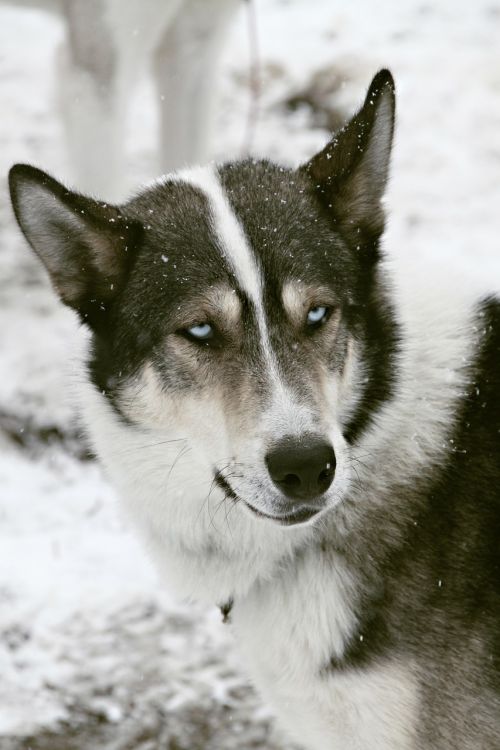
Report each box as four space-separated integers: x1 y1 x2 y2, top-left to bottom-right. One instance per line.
8 164 140 329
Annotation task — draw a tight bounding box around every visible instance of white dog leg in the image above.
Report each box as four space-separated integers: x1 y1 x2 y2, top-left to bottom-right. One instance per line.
154 0 240 172
56 0 129 199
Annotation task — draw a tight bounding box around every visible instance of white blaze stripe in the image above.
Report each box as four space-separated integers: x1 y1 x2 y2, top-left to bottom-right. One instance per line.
173 167 277 366
174 165 262 301
170 165 313 432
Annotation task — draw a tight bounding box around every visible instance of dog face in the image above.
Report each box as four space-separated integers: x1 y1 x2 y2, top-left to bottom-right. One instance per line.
9 71 397 541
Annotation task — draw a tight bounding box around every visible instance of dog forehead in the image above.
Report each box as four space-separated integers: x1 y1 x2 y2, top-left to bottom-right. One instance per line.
179 161 350 293
121 161 351 332
91 164 351 405
170 164 263 303
122 174 242 309
169 165 341 324
217 160 354 292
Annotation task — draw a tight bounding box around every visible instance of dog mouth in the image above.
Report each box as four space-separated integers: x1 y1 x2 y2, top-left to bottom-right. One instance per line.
214 472 322 527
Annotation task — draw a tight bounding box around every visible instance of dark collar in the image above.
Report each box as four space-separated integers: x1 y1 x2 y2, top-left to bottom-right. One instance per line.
218 597 234 624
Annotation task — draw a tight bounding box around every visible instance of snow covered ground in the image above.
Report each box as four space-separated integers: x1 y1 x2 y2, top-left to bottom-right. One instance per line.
0 0 499 747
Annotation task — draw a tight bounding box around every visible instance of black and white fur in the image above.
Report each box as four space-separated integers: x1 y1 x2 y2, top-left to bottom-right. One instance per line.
9 71 500 749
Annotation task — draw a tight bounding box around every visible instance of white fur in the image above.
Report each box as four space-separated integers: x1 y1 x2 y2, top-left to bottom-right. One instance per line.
236 574 418 750
79 373 316 605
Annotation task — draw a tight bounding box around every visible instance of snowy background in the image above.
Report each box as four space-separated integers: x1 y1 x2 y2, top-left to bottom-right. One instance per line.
1 0 500 747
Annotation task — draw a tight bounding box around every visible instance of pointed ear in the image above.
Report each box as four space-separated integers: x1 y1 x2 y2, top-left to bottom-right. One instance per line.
8 164 141 328
301 69 395 253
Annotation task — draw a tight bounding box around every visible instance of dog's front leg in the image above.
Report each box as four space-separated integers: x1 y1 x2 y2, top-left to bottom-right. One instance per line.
153 0 239 172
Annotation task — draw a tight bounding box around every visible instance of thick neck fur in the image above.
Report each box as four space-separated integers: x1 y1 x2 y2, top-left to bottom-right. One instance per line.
335 263 476 550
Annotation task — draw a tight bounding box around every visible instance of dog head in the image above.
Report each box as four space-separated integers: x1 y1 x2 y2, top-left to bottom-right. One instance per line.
9 71 398 593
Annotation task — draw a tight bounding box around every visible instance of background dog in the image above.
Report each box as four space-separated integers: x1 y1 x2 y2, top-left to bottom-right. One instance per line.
1 0 240 197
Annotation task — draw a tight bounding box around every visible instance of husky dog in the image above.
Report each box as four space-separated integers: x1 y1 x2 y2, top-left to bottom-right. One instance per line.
6 0 239 197
8 71 500 749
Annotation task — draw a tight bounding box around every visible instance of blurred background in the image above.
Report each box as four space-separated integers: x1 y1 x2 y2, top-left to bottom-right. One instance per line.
0 0 499 747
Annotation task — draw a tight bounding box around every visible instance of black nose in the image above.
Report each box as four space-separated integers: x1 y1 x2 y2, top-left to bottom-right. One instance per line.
265 436 336 502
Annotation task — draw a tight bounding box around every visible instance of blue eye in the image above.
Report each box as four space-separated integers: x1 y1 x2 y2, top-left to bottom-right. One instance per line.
306 306 329 326
186 322 214 341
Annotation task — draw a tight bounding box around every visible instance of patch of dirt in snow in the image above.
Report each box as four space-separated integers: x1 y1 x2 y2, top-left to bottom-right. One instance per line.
1 601 286 750
2 704 280 750
0 409 92 460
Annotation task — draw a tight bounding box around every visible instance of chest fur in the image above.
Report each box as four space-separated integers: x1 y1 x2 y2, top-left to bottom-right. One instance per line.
231 551 418 750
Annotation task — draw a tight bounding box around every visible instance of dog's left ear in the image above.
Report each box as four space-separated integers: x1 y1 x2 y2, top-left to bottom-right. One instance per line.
301 69 395 252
